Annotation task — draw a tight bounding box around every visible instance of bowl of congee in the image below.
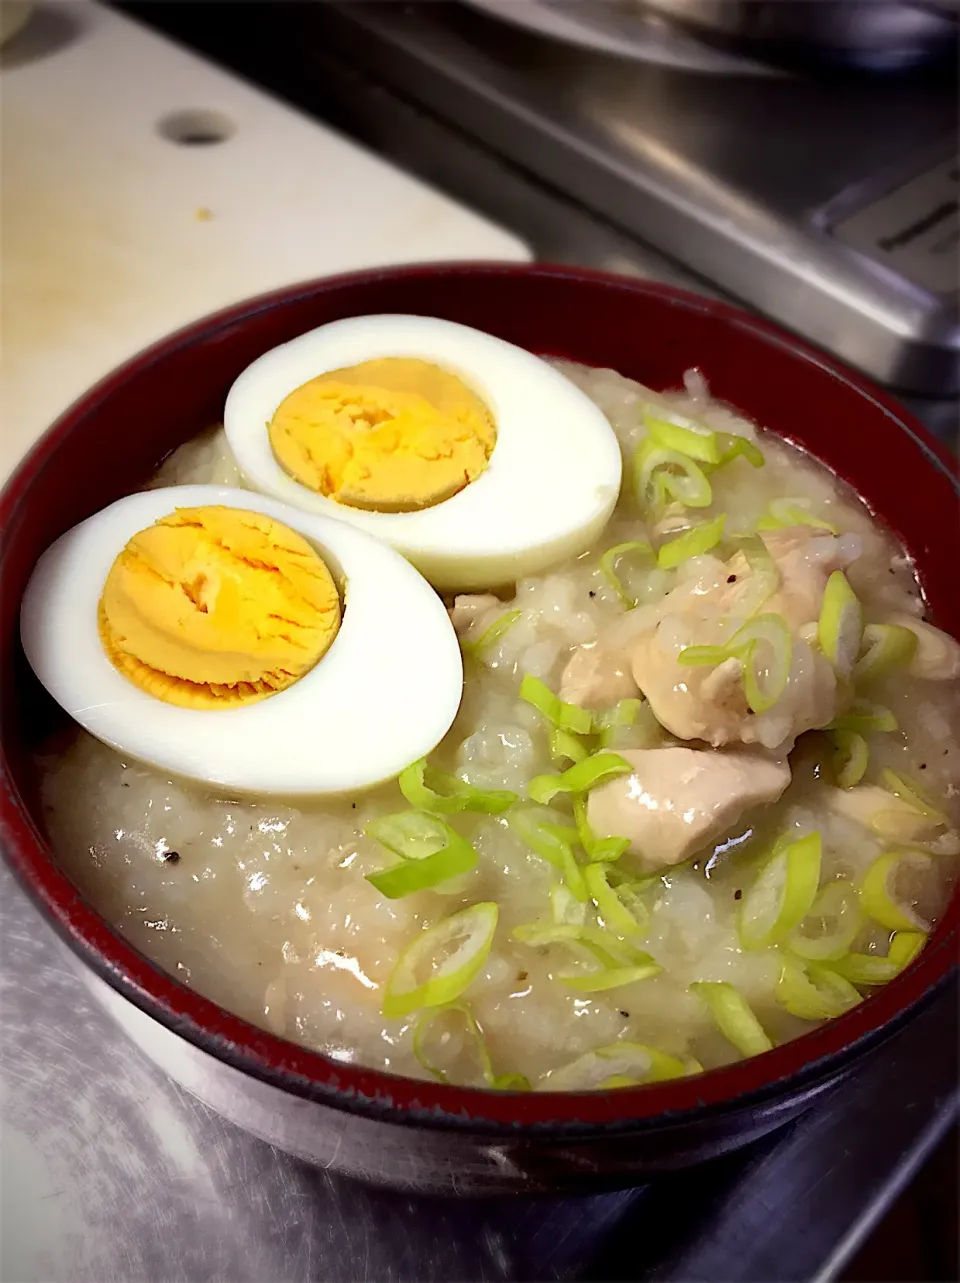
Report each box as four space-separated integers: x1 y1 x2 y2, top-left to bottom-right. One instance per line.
1 264 957 1193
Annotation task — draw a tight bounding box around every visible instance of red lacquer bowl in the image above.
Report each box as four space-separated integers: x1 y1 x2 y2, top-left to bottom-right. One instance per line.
1 264 957 1193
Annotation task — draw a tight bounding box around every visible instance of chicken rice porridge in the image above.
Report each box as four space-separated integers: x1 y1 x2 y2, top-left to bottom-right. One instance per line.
36 357 960 1092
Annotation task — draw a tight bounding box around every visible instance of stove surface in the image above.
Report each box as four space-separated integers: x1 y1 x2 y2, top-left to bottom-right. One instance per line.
309 1 958 397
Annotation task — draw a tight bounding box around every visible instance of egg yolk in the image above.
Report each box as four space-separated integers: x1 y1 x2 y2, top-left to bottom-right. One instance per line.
98 506 341 708
267 357 496 512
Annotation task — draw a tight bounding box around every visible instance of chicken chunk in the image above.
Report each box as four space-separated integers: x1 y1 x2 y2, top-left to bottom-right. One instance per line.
448 593 502 638
587 746 791 870
624 527 854 751
559 641 639 710
756 527 861 630
631 617 836 751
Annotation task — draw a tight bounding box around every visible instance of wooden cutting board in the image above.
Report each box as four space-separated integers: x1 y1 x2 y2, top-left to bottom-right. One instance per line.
0 0 529 479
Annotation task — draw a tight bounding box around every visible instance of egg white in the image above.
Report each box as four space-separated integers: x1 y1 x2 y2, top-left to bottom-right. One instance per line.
223 315 623 590
20 485 463 796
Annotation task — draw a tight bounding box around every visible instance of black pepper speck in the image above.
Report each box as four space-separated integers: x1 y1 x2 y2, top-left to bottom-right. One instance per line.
589 590 597 599
734 889 743 900
619 1009 630 1018
727 574 737 584
163 851 181 865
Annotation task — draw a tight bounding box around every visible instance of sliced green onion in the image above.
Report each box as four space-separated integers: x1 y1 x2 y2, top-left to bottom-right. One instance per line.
689 981 773 1057
598 541 654 609
365 811 478 899
512 922 644 970
520 674 594 735
868 771 950 843
739 831 822 949
633 438 713 512
775 957 861 1021
644 409 721 464
528 751 632 806
715 432 765 469
573 793 630 863
512 923 659 992
828 930 926 987
728 533 780 616
596 698 643 749
381 902 499 1018
818 571 863 678
758 497 839 534
788 880 863 962
596 698 661 751
562 963 661 993
543 1041 692 1091
677 643 733 668
656 514 727 570
731 613 793 713
853 623 918 686
551 881 588 926
399 757 516 815
860 849 933 932
412 1003 531 1091
828 701 898 735
678 613 792 714
461 609 521 659
879 769 948 825
549 727 590 766
585 863 649 937
831 730 868 789
509 808 586 900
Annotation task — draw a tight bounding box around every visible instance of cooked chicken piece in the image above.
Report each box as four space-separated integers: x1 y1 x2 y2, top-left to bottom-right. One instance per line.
631 624 836 752
449 593 502 637
558 641 639 710
618 526 857 752
885 614 960 681
757 527 861 630
587 746 791 870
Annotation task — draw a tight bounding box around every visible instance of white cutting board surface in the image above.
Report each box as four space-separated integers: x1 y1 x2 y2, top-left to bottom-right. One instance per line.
0 1 528 480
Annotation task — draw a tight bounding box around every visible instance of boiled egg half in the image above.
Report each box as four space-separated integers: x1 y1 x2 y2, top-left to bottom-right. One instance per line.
21 485 463 796
223 315 623 590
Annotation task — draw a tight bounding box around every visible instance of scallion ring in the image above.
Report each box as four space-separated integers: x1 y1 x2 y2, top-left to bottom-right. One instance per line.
412 1003 531 1091
853 623 918 685
818 570 863 678
859 849 933 932
399 757 516 815
739 831 822 950
656 514 727 570
689 981 773 1057
788 879 862 963
827 930 926 987
461 609 521 660
365 811 478 899
520 674 594 735
528 751 633 806
831 729 868 789
775 957 861 1021
598 541 654 609
381 902 499 1019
